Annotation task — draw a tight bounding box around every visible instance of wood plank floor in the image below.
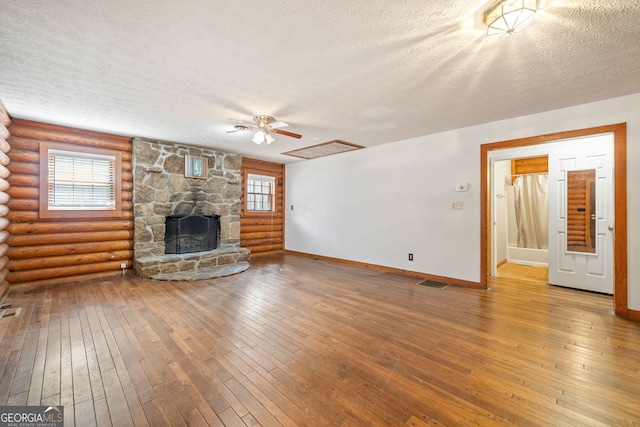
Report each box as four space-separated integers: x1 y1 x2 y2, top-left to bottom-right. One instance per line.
1 253 639 426
496 262 548 284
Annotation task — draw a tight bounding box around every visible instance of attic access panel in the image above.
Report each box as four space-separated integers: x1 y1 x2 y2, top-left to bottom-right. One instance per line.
282 140 363 160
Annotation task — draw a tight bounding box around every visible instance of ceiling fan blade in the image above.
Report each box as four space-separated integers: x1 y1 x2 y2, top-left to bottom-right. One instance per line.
273 129 302 139
270 121 289 129
226 124 250 133
228 118 254 127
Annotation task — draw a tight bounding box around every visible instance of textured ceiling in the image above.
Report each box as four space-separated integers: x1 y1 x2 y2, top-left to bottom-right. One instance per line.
1 0 639 163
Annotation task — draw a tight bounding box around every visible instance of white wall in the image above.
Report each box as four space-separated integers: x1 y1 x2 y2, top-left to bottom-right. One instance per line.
285 93 640 310
494 160 511 265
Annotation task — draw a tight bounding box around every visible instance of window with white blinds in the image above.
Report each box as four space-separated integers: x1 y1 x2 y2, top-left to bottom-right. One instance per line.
39 142 122 219
246 174 275 212
48 149 116 209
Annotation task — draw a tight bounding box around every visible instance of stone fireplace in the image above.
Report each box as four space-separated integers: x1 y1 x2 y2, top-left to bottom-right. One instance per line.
132 138 250 279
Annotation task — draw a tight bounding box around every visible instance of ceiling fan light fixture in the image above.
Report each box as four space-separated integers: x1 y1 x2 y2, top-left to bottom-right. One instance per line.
252 130 266 144
265 133 275 144
485 0 537 37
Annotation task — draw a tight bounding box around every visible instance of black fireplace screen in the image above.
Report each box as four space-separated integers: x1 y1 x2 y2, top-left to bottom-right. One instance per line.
165 214 219 254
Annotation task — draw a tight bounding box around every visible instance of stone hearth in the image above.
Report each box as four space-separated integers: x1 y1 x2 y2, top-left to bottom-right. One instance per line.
133 138 250 279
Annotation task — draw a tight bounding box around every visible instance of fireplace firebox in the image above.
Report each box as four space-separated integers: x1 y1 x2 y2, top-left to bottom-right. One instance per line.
165 214 219 254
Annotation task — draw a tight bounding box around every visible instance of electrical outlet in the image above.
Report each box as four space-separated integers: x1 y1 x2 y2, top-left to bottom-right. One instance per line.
120 263 126 269
452 202 463 210
408 253 413 261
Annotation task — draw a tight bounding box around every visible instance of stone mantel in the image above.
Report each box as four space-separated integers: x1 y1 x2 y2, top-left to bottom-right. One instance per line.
132 138 249 278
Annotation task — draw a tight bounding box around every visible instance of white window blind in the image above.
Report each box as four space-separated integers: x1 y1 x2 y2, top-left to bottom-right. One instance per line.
247 174 275 212
48 149 116 210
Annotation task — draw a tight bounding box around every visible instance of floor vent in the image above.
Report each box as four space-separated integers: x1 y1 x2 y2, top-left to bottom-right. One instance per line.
417 279 449 289
0 307 22 319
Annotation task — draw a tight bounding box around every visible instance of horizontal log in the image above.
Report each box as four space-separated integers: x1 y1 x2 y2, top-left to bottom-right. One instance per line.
8 259 131 284
0 217 8 231
7 136 131 161
7 186 38 200
246 243 283 254
0 177 9 192
0 268 8 283
8 249 133 271
11 118 132 142
241 215 284 225
242 238 283 247
7 209 134 222
122 191 132 201
0 256 7 274
0 205 8 217
8 149 38 163
0 242 7 257
0 151 8 166
7 174 39 187
0 230 8 244
10 120 133 152
8 219 133 235
7 198 37 211
240 224 284 233
6 161 38 175
7 230 133 247
0 164 9 179
241 165 284 176
241 231 284 240
8 239 133 259
6 136 38 151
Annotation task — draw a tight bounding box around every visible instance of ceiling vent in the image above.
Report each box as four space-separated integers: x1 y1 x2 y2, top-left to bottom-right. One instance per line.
282 140 363 160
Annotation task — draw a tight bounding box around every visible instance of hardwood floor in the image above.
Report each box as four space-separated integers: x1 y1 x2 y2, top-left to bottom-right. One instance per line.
496 262 548 284
1 253 639 426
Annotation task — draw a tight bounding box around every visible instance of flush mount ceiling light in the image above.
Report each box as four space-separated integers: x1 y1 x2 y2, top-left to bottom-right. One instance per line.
485 0 537 37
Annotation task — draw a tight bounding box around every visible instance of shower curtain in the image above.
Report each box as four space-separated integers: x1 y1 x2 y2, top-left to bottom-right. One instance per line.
509 174 549 249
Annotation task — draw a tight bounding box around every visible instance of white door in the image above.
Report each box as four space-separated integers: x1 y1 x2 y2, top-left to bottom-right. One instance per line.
548 134 614 294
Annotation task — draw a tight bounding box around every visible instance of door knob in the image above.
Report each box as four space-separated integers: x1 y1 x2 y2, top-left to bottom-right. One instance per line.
608 225 614 231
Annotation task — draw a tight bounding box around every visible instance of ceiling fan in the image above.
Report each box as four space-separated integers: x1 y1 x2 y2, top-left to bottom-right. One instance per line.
227 115 302 145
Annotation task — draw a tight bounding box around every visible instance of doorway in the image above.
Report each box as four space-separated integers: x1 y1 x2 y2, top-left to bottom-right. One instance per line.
480 123 628 317
493 157 549 283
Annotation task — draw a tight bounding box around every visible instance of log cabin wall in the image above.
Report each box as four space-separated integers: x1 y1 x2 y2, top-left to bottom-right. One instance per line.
6 119 134 286
240 158 285 254
0 103 12 298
